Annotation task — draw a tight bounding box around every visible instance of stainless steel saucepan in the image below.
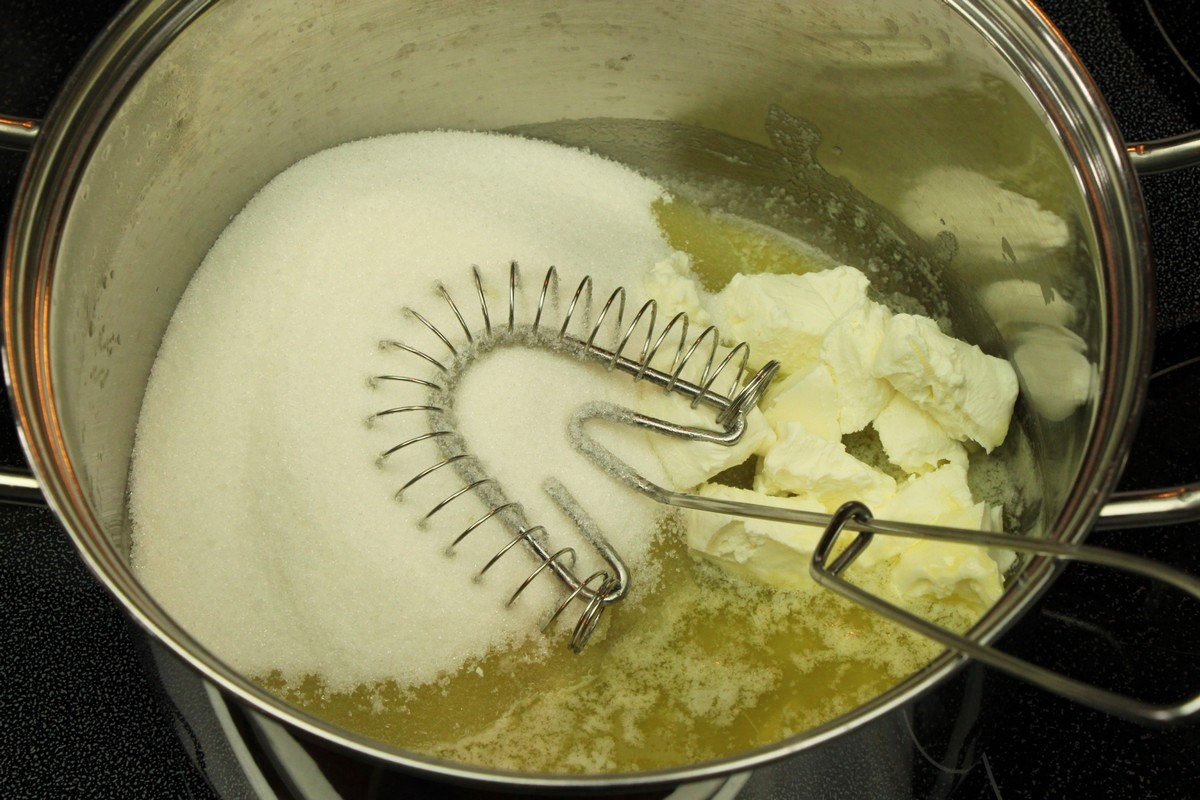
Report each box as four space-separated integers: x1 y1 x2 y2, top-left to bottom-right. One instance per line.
4 0 1200 794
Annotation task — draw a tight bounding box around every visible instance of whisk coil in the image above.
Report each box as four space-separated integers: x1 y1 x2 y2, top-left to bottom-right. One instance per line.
371 262 777 652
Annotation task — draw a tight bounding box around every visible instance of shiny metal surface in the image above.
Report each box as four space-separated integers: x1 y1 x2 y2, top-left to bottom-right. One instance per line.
0 466 43 504
0 115 40 151
1099 482 1200 527
0 0 1163 792
809 501 1200 724
1127 131 1200 174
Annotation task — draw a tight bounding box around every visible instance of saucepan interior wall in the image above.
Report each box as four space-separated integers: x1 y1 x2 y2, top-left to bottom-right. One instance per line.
45 0 1098 563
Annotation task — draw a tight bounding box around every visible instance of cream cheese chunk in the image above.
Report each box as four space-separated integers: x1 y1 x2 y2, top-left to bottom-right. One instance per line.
864 464 1004 610
872 392 968 475
873 314 1017 452
878 463 1001 532
756 422 896 510
891 541 1004 610
687 466 1004 609
712 266 870 372
761 363 842 443
685 483 826 590
641 251 714 329
819 297 895 434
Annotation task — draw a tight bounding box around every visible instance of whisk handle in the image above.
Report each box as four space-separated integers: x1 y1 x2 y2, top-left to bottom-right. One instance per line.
813 502 1200 726
1097 482 1200 529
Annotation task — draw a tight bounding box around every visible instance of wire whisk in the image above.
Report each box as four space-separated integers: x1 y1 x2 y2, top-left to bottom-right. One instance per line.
370 261 779 652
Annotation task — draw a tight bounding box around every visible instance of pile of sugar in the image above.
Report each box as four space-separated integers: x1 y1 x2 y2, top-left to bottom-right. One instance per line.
128 132 685 691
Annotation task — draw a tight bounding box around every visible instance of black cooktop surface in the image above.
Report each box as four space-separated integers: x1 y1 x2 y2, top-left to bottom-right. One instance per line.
3 2 1200 798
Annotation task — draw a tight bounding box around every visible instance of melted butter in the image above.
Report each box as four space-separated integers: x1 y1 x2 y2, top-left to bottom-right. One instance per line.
262 530 967 773
652 198 830 290
258 200 985 774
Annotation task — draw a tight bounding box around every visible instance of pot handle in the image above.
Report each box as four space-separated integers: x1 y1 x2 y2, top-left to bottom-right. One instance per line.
1096 131 1200 526
1097 483 1200 529
2 116 44 497
1126 131 1200 175
0 466 45 505
0 115 40 152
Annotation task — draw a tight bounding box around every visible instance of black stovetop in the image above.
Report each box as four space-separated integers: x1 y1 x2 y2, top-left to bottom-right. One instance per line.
3 2 1200 798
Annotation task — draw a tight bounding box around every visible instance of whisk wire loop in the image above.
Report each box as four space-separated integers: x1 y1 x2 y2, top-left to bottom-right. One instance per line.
542 570 611 633
449 502 522 551
533 265 558 333
614 299 657 377
560 275 593 338
508 547 577 608
587 286 627 352
436 281 473 343
395 453 472 500
369 405 443 424
644 311 690 384
507 261 519 333
378 430 455 462
570 577 614 653
405 307 458 357
670 324 720 397
423 478 497 522
697 339 751 409
472 265 492 338
477 526 545 580
381 340 447 373
371 375 443 392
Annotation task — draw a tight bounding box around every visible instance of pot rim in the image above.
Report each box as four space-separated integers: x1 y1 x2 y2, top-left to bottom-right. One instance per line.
2 0 1155 790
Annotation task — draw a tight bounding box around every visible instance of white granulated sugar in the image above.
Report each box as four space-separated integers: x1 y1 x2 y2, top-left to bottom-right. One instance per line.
129 131 678 691
452 347 673 582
